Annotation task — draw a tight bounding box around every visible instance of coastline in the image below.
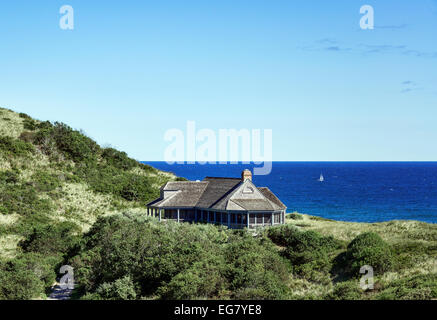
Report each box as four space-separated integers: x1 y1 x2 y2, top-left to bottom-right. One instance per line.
142 161 437 224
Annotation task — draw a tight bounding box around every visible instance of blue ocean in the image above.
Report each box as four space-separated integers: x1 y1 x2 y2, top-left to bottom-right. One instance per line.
142 162 437 224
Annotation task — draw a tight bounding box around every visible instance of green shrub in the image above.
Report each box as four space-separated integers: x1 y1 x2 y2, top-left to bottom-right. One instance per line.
18 112 31 119
224 233 290 299
23 118 38 131
232 269 289 300
390 241 437 271
286 230 341 253
34 122 99 162
0 136 34 157
96 276 137 300
102 148 138 170
19 131 36 143
268 225 343 281
73 162 157 204
0 253 60 299
0 205 7 215
0 169 19 184
119 174 155 202
287 213 304 220
345 232 393 276
10 211 53 237
79 292 103 300
309 215 335 222
0 183 52 216
30 171 61 192
19 221 81 256
376 274 437 300
326 281 363 300
157 256 227 299
70 214 290 300
0 267 44 300
268 225 342 252
71 215 216 295
267 224 300 247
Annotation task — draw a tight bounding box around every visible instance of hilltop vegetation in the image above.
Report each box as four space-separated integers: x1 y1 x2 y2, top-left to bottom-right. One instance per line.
0 107 436 300
0 107 177 299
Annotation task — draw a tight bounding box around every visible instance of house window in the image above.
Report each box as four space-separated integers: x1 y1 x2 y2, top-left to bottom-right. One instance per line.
164 209 172 219
243 186 254 194
256 214 263 225
275 213 280 223
236 214 242 224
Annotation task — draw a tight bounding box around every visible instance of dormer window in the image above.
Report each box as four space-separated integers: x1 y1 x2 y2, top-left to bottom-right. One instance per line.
243 186 254 194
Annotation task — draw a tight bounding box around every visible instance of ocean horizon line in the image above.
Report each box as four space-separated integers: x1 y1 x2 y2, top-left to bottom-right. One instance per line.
142 160 437 163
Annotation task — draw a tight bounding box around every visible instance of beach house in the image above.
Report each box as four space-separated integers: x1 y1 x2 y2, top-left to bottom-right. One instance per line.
147 169 286 229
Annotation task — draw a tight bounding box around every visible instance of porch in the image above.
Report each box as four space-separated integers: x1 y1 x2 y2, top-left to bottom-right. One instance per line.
146 207 285 229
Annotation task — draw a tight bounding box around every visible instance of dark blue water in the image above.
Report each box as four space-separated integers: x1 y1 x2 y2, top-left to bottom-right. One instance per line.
142 162 437 224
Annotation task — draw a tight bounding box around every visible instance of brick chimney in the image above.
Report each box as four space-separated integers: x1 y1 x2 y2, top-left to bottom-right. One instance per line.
241 169 252 181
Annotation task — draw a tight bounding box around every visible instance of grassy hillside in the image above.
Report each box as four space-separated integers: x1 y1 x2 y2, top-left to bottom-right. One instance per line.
0 107 436 300
284 213 437 299
0 107 178 298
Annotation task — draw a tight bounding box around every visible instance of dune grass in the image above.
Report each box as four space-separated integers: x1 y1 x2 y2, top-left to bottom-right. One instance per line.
287 213 437 244
285 213 437 299
0 108 25 139
0 234 23 259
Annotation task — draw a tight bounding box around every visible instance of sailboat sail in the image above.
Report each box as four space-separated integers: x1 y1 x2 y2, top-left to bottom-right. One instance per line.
319 173 324 182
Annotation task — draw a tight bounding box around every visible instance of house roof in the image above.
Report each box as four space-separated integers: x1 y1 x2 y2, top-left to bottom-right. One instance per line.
197 177 241 208
258 187 287 210
147 175 286 212
147 181 209 207
228 199 276 211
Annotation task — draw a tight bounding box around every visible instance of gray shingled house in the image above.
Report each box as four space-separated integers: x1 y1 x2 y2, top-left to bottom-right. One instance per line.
146 169 286 229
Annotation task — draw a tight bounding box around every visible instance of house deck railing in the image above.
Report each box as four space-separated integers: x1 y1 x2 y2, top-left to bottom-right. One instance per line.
148 207 286 229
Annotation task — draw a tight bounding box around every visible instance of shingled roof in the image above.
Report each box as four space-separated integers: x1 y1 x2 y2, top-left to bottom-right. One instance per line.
258 187 286 210
147 174 286 212
197 177 241 208
147 181 209 208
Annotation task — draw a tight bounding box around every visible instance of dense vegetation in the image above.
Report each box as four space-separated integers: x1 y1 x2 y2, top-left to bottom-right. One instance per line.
1 108 436 300
18 119 161 204
68 213 290 300
0 108 177 299
344 232 394 276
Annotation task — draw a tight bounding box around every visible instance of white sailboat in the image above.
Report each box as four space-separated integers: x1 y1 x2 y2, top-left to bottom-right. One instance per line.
318 173 324 182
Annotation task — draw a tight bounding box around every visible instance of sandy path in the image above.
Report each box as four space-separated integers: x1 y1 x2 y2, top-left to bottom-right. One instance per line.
47 282 74 300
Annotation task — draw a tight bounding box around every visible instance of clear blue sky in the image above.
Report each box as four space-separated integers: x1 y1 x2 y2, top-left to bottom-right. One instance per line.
1 0 436 161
